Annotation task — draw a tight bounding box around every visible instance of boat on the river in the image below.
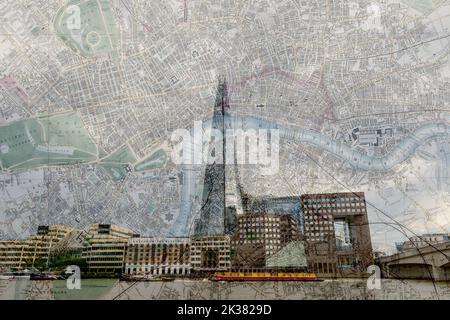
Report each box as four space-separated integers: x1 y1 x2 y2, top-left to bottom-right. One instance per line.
12 269 32 279
120 273 157 282
0 272 15 280
30 272 58 280
211 271 321 281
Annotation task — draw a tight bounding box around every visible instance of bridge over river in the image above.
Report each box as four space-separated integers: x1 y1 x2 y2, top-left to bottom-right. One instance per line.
379 241 450 281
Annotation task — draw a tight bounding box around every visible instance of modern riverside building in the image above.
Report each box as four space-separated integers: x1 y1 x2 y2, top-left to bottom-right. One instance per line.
0 225 79 270
125 237 191 276
301 192 373 276
82 224 136 276
190 234 231 272
265 241 307 269
0 240 31 270
242 195 303 233
397 233 449 252
231 212 300 269
27 225 77 265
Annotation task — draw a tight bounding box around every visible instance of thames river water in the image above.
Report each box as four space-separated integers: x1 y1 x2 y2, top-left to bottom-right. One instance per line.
1 279 449 300
171 117 450 236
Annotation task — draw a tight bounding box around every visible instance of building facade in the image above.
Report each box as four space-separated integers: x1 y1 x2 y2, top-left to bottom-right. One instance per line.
82 224 136 276
0 240 31 270
0 225 78 270
397 233 449 252
190 235 231 272
301 192 373 276
242 196 303 233
125 237 190 275
265 241 307 269
231 212 300 269
27 225 77 266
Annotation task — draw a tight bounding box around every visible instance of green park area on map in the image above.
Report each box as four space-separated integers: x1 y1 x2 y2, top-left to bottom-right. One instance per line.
134 149 167 172
100 144 137 181
0 112 98 171
53 0 118 57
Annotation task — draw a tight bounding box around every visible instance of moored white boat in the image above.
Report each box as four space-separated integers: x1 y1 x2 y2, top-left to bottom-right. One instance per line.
0 273 15 280
12 269 32 279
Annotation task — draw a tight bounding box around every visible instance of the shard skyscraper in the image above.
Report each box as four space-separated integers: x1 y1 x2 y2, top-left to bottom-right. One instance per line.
193 77 240 236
